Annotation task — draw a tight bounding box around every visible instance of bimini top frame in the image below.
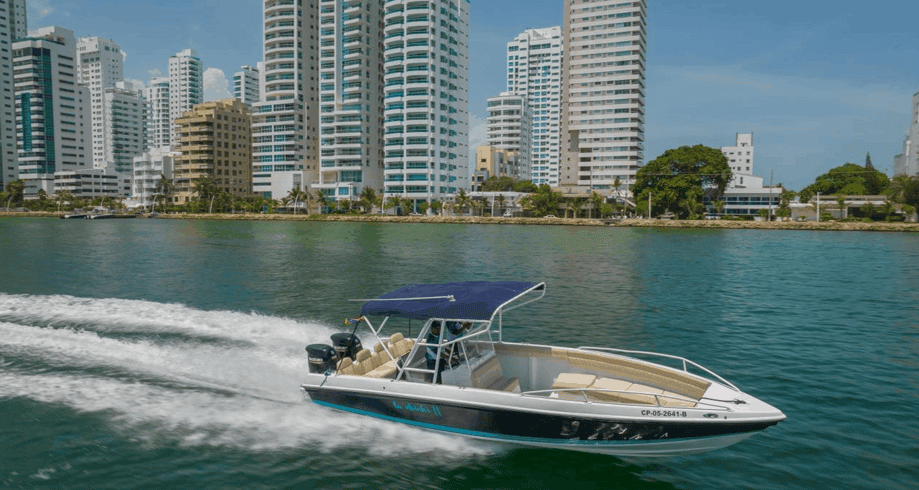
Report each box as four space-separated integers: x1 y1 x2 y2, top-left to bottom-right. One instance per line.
357 281 545 341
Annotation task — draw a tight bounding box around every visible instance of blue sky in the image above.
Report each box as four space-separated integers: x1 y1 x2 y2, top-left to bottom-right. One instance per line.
27 0 919 190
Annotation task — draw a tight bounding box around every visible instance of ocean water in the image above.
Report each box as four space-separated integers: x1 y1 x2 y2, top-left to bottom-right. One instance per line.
0 217 916 489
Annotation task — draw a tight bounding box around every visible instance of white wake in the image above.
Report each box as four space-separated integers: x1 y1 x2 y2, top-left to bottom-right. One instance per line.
0 294 495 457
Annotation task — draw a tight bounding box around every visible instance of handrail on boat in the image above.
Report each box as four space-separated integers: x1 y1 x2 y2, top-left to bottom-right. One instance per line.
521 387 730 411
576 346 740 392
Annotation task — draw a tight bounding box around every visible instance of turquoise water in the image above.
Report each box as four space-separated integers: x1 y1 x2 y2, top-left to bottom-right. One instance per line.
0 217 917 489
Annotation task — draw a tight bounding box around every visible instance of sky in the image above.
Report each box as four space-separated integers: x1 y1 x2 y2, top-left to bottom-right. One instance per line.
26 0 919 191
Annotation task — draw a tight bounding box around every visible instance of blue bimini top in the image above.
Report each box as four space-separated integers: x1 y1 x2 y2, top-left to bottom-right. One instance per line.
360 281 543 321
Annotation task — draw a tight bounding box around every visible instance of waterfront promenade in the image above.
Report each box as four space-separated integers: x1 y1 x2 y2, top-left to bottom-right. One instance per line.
3 211 918 232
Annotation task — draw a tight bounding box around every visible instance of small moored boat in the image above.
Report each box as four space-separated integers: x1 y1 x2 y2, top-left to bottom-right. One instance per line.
300 281 785 456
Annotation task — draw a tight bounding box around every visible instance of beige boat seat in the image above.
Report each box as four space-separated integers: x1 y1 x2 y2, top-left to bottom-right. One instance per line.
365 360 399 379
353 349 373 375
586 377 632 403
552 373 597 401
616 382 665 405
336 357 354 374
388 332 415 358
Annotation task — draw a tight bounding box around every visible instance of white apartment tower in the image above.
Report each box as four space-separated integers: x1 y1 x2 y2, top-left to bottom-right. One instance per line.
144 76 170 149
560 0 646 192
252 0 319 199
13 26 92 196
76 36 125 169
233 64 260 106
485 92 531 182
382 0 470 206
507 27 562 186
167 48 202 146
316 0 385 202
0 0 27 189
721 133 754 177
103 81 148 173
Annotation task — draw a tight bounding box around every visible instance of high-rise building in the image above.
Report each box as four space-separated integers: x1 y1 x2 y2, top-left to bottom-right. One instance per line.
168 48 203 147
144 76 170 149
506 27 562 186
721 133 754 177
103 81 148 174
233 65 259 106
485 92 530 182
251 0 319 199
13 26 92 197
893 90 919 177
315 0 384 202
381 0 470 207
173 99 253 203
76 36 125 169
0 0 27 189
560 0 646 193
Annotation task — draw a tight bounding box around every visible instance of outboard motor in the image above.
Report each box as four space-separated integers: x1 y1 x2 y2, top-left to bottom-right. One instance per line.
330 333 363 361
306 344 339 374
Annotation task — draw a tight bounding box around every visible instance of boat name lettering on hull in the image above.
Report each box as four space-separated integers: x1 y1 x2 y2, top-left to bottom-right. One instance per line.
392 400 442 417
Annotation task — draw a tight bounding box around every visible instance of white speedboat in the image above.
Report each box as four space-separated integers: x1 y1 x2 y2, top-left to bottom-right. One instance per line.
301 281 785 457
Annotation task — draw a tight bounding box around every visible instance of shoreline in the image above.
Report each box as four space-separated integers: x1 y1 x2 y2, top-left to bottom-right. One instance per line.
3 211 918 232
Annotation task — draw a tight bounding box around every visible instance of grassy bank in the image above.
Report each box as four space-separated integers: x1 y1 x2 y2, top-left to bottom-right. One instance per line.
3 211 918 232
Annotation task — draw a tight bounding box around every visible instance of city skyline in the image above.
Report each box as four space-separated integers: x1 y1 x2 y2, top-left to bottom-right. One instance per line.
23 0 919 190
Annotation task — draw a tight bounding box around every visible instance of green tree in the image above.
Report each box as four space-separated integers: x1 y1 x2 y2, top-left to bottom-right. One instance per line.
495 194 507 216
835 196 847 220
589 192 603 219
901 204 916 222
385 196 401 215
316 190 331 214
798 163 890 203
481 176 516 192
632 145 732 219
359 187 378 214
5 179 25 210
512 180 538 193
519 184 562 217
454 188 471 216
888 175 919 208
193 177 220 213
154 175 174 212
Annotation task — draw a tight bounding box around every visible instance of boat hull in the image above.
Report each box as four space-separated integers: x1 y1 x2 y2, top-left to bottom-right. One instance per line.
303 387 779 456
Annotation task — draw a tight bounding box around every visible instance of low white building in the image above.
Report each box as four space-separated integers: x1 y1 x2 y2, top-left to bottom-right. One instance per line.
711 132 781 216
54 169 121 199
129 146 177 209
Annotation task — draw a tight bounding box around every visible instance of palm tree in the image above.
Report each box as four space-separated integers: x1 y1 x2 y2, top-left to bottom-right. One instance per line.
589 192 603 219
455 189 471 216
5 179 25 211
316 190 330 214
714 200 726 217
359 187 378 214
192 177 219 213
154 175 174 213
385 196 401 215
496 194 507 216
568 197 585 219
285 187 307 214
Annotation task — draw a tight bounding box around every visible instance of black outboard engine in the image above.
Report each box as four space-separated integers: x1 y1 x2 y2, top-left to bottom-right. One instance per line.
330 333 363 361
306 344 339 374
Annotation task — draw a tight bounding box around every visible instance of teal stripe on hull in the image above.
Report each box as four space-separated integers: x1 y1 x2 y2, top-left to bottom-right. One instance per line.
311 399 727 447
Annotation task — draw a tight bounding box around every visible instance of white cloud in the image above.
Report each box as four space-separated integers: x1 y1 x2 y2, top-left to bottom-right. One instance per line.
27 0 55 22
203 67 231 102
148 69 162 79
